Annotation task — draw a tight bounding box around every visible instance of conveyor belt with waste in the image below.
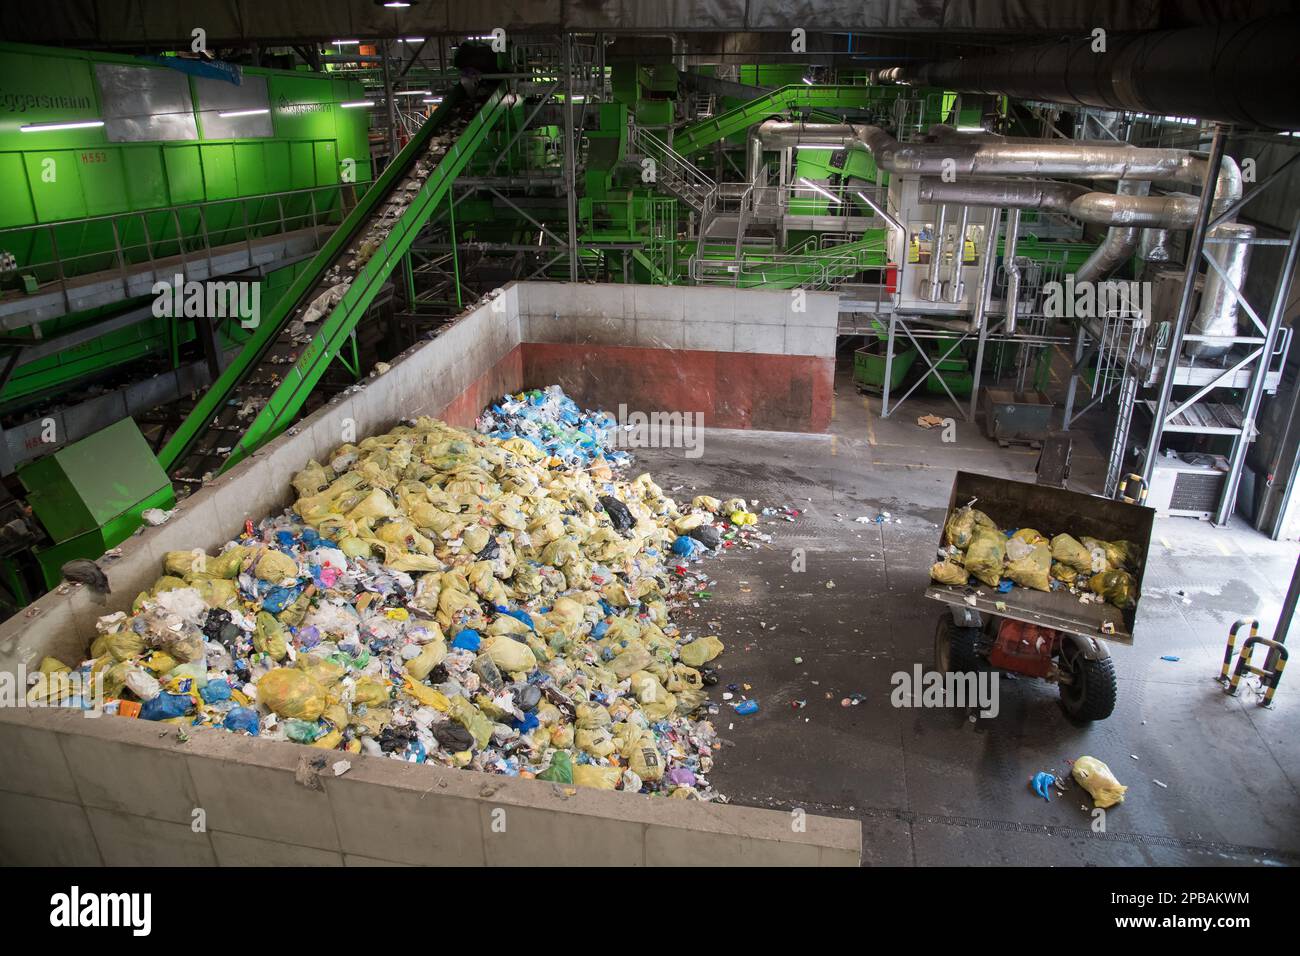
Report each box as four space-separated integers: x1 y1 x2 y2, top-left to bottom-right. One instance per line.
160 85 512 486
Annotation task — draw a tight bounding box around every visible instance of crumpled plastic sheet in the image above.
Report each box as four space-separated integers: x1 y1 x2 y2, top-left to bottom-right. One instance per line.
58 393 768 801
477 386 630 470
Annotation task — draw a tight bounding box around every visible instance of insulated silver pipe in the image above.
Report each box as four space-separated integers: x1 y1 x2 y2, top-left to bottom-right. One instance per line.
949 205 969 303
927 204 948 302
1077 180 1150 283
1003 209 1022 334
969 207 1002 333
1187 222 1255 358
759 121 1242 214
916 176 1201 229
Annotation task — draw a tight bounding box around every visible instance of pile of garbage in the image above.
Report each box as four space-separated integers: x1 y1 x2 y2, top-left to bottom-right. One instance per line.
46 409 765 799
929 502 1139 609
477 386 629 470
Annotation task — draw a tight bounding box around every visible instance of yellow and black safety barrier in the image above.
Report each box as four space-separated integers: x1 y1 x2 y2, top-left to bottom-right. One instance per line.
1222 617 1288 706
1116 473 1148 505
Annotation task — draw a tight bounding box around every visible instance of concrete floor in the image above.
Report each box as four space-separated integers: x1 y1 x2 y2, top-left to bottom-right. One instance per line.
634 354 1300 866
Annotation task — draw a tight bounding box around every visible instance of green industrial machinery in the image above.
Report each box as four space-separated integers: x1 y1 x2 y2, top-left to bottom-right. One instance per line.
16 418 174 588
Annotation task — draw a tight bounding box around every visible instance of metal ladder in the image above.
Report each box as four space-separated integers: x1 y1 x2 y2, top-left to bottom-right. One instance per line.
629 126 718 219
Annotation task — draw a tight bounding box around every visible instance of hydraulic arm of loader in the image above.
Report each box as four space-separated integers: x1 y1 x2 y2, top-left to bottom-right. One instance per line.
158 85 512 478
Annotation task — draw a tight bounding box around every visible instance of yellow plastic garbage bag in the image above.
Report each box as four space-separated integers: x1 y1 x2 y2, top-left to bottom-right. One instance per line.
964 526 1006 588
254 611 289 662
484 636 536 674
679 635 723 667
257 667 326 720
576 726 616 758
353 676 390 707
1072 755 1128 808
572 764 621 790
929 560 969 586
449 695 493 749
402 677 450 712
405 639 448 680
945 505 995 550
1081 537 1138 572
628 735 665 782
252 549 297 582
1051 534 1095 573
1050 561 1079 586
1005 539 1051 591
1089 570 1137 610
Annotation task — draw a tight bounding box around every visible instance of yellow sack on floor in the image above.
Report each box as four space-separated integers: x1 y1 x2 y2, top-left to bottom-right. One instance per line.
679 635 723 667
1073 755 1127 808
930 560 969 586
257 668 326 720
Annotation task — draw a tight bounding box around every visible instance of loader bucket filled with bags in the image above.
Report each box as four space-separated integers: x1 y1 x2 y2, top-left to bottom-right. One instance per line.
53 388 772 801
926 471 1154 643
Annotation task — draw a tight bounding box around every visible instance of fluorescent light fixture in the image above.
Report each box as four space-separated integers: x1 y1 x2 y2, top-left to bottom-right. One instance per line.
421 97 443 104
384 2 412 7
794 143 839 150
802 76 813 85
955 125 985 132
333 40 360 46
340 100 375 108
20 120 105 132
218 108 270 118
400 37 425 43
393 90 432 96
799 177 841 205
856 191 904 232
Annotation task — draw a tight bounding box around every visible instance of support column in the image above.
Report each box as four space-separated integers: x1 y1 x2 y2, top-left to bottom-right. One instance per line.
1142 125 1228 485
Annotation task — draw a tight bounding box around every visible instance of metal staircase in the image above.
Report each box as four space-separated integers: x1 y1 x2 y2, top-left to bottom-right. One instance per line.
628 126 718 218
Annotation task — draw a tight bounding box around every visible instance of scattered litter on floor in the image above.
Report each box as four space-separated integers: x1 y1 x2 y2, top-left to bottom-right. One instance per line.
1160 655 1180 662
42 392 784 801
1153 779 1168 789
917 414 946 429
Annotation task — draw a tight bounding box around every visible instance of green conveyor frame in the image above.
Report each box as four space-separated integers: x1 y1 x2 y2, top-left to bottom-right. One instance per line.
157 86 512 477
674 85 898 155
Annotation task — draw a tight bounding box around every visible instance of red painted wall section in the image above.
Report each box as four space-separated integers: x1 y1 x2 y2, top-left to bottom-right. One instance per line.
435 344 524 428
521 343 834 432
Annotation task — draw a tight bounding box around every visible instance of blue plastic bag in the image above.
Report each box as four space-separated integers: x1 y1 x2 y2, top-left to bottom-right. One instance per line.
140 692 194 721
451 629 482 652
199 679 232 704
223 706 260 735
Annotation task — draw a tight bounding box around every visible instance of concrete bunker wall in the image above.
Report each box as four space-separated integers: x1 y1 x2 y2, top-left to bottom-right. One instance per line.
0 283 858 867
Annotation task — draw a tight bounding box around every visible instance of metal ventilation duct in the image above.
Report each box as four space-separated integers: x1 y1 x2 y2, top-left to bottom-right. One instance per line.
879 16 1300 131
